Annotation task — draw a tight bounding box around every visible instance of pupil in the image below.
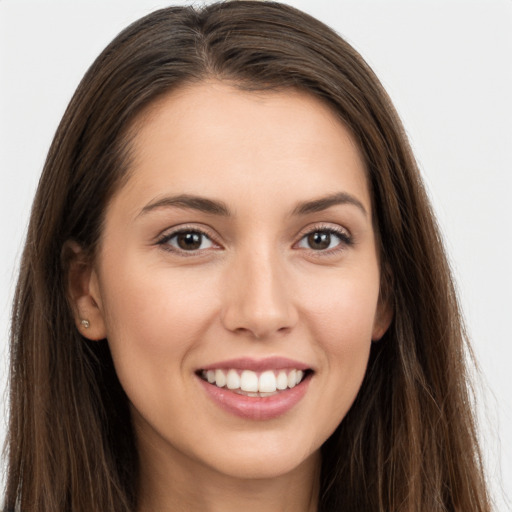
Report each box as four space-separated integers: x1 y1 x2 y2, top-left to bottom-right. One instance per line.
178 232 202 250
308 231 330 250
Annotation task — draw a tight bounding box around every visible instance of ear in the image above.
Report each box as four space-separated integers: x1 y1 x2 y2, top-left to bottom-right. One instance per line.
63 241 107 341
372 263 394 341
371 296 393 341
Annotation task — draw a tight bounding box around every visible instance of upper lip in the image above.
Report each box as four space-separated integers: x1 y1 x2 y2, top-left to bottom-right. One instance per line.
199 357 311 372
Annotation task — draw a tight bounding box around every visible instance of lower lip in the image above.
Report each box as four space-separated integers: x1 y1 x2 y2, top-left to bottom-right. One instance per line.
198 375 311 421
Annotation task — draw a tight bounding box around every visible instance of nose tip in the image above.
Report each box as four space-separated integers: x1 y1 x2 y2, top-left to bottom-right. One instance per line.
224 305 295 340
220 257 297 340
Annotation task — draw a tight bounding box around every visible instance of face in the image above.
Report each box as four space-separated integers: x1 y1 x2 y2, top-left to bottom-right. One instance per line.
75 82 390 484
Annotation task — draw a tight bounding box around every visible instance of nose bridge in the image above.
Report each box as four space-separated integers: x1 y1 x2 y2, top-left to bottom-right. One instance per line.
221 241 297 338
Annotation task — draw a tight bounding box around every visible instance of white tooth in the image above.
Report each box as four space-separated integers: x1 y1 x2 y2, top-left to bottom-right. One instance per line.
276 371 288 390
206 370 216 383
296 370 304 384
259 370 277 393
287 369 297 388
240 370 258 392
226 369 241 390
215 369 226 388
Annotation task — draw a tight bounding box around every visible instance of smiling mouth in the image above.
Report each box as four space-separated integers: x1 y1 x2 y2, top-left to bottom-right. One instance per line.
197 368 312 397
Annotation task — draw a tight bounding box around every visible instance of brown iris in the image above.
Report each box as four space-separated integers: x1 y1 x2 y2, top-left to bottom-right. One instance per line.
177 232 203 250
307 231 331 250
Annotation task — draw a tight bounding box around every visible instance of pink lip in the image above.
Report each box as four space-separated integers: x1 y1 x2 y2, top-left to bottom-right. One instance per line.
198 372 312 421
200 356 311 372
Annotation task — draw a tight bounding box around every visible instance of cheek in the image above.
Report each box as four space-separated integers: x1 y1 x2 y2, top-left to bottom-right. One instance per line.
98 256 220 376
97 261 224 441
303 264 380 349
317 289 376 384
300 266 379 421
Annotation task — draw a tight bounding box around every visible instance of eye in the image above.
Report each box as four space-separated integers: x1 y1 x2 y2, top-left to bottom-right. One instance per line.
296 228 351 251
158 229 215 252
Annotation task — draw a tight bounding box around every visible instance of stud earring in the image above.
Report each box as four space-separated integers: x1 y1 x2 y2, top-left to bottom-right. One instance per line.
80 319 90 329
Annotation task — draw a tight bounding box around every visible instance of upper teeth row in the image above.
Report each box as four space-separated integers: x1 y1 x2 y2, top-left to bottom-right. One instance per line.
202 369 305 393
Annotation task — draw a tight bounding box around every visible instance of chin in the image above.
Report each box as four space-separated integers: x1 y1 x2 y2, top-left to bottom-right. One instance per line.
207 445 320 481
188 427 323 481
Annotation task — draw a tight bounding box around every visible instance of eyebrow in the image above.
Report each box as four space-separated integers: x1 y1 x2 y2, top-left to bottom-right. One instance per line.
138 191 367 218
139 194 231 217
292 192 367 217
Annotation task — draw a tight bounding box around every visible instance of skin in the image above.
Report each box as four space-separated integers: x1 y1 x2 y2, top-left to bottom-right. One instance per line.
70 81 391 512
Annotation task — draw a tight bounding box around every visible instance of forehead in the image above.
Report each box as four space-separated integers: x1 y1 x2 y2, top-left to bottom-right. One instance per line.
114 81 371 218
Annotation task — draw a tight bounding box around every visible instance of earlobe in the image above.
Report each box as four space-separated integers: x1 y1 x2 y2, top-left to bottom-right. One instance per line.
64 241 107 341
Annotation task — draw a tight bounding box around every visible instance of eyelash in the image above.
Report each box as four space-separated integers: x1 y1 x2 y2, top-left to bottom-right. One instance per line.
156 225 219 257
155 224 353 256
295 225 353 255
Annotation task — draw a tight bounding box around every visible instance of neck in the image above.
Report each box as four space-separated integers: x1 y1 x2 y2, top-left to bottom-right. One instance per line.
136 441 321 512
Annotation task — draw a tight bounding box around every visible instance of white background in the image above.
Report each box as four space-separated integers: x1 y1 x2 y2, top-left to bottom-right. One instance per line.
1 1 511 508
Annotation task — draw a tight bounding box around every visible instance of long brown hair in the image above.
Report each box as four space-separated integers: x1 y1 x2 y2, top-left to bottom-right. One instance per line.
4 2 491 511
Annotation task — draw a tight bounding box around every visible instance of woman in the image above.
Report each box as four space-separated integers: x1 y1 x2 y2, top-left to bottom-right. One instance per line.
3 2 491 511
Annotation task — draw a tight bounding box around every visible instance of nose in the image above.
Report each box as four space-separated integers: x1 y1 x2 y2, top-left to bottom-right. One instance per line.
220 247 298 340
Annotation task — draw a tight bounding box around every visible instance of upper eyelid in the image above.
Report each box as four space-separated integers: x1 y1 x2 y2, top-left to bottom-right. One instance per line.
295 222 352 239
156 224 218 241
